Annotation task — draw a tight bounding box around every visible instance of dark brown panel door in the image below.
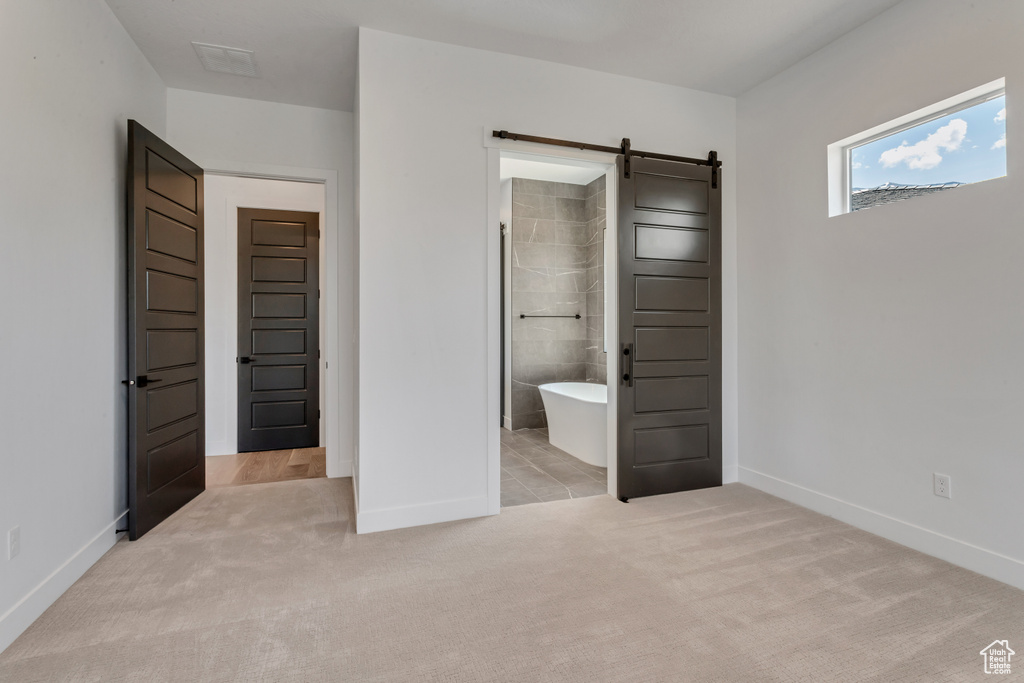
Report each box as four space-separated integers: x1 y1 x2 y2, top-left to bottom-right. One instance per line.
237 208 320 452
127 120 205 540
617 156 722 500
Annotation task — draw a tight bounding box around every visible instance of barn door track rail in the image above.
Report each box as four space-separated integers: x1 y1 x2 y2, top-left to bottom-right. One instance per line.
492 130 720 187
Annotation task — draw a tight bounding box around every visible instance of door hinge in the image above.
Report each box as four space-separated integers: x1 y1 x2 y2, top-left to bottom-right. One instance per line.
708 150 719 189
318 409 321 418
621 137 631 178
318 289 321 299
318 349 321 359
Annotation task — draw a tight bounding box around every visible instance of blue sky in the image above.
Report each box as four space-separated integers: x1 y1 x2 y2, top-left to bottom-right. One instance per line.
851 95 1006 189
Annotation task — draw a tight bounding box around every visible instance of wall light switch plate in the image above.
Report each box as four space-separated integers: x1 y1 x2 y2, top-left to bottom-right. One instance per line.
933 473 951 499
8 526 20 560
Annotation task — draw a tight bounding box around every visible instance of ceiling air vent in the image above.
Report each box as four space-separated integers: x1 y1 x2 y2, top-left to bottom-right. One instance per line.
191 42 260 78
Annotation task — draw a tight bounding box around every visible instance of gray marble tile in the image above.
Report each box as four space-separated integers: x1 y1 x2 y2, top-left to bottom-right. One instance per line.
513 447 565 468
511 387 544 414
501 478 541 507
555 363 587 381
513 410 547 430
569 460 608 481
512 340 587 365
515 427 550 441
506 464 562 490
511 363 557 386
511 266 590 295
513 291 584 318
538 461 600 487
513 178 587 199
501 450 530 468
527 442 577 461
556 197 587 222
583 222 604 247
568 480 607 498
512 218 589 246
513 317 586 343
512 192 557 220
512 243 588 269
532 486 572 502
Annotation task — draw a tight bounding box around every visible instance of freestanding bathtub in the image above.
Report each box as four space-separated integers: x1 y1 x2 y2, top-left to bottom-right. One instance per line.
537 382 607 468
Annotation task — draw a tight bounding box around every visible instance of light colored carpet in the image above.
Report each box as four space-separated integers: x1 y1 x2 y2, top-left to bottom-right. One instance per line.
0 480 1021 682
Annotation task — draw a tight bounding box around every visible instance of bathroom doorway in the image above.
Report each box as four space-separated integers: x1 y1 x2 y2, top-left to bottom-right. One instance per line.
497 151 617 507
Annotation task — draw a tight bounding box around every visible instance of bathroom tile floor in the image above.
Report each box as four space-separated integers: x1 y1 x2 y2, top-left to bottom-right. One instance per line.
500 427 608 507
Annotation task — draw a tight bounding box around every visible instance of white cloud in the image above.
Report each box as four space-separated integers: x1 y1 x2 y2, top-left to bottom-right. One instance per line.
852 161 863 169
879 118 967 170
995 108 1006 123
993 133 1006 150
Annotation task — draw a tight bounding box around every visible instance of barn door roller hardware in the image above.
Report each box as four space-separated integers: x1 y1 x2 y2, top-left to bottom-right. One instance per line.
491 130 721 187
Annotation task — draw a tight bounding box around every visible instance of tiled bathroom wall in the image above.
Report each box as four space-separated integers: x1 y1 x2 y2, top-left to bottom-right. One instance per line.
583 176 606 384
510 177 607 430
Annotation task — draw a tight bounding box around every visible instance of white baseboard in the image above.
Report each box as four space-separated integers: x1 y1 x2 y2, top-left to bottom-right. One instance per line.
722 463 739 484
356 495 492 534
205 441 233 457
503 416 511 431
328 458 352 479
0 512 126 655
739 466 1024 590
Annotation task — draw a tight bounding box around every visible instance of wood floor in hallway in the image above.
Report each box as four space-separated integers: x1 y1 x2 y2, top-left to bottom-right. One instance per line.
206 447 326 488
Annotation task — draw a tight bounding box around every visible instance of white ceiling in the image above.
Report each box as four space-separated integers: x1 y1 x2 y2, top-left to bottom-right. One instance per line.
500 154 607 185
104 0 904 112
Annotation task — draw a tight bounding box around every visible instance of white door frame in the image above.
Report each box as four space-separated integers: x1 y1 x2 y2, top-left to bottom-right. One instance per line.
484 129 619 512
204 160 348 478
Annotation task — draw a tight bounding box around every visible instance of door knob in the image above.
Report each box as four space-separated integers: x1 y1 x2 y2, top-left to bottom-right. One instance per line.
237 356 256 364
135 375 162 388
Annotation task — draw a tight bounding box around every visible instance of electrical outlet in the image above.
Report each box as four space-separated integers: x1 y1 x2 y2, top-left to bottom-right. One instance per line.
7 526 20 560
933 473 951 499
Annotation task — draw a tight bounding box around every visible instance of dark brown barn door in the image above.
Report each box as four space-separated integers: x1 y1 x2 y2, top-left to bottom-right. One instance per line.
127 120 205 540
617 156 722 500
237 208 320 452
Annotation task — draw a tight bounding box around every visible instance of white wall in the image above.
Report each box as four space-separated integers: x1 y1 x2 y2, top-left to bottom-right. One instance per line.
356 28 738 532
203 176 326 456
166 90 356 477
0 0 166 653
737 0 1024 588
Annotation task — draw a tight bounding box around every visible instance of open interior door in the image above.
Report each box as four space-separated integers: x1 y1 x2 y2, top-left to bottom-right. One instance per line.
126 120 205 539
616 155 722 500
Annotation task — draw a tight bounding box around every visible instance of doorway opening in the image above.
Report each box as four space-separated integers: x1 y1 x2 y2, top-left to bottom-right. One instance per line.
498 151 617 507
201 176 328 489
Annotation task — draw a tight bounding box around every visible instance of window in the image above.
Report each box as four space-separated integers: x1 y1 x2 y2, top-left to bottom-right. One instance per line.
828 79 1006 215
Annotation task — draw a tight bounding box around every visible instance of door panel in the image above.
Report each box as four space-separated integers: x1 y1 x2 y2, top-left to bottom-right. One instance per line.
146 210 197 262
617 156 722 499
635 225 709 262
237 208 319 452
127 120 205 540
635 277 709 311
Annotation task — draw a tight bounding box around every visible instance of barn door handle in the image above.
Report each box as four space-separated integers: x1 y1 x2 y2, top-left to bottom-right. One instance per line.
237 356 256 364
135 375 162 388
622 343 633 387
